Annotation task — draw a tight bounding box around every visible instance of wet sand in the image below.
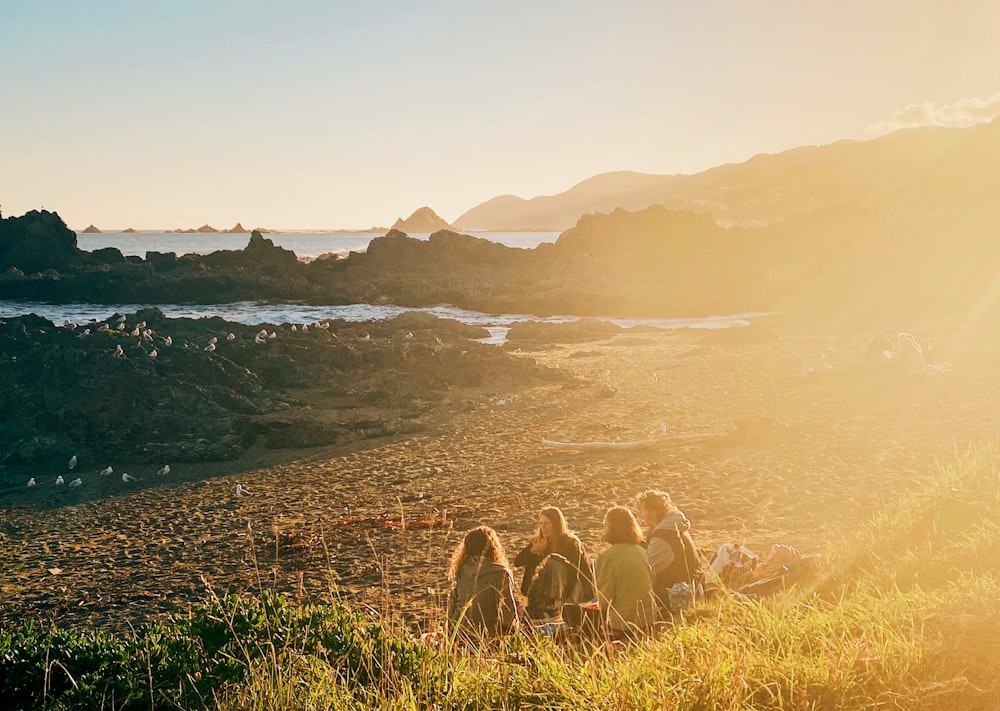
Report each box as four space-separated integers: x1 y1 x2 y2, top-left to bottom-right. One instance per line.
2 326 998 633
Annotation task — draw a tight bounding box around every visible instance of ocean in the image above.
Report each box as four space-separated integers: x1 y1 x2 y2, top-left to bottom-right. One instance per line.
12 230 768 343
75 230 561 261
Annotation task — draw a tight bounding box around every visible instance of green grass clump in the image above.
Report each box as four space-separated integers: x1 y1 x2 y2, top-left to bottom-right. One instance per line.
4 443 1000 709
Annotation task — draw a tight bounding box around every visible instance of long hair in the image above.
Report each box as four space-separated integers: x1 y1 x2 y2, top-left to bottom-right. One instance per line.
538 506 570 538
603 506 644 545
448 526 510 582
635 489 675 522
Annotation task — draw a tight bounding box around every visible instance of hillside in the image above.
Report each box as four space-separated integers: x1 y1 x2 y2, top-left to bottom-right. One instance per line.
453 120 999 230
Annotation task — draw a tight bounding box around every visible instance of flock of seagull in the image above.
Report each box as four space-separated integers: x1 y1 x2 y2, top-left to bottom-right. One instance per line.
22 314 372 499
59 314 339 360
25 456 168 489
25 456 253 499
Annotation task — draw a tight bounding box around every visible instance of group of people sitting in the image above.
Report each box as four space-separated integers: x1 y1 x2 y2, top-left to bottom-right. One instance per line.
446 489 700 642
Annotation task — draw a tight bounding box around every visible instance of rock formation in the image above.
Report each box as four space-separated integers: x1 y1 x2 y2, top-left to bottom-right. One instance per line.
224 223 249 233
81 224 102 233
391 207 456 233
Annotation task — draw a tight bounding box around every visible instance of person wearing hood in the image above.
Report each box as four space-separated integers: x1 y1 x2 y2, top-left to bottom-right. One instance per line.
447 526 519 640
636 489 701 608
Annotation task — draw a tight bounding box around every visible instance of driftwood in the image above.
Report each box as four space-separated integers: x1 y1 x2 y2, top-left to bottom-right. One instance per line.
542 432 728 451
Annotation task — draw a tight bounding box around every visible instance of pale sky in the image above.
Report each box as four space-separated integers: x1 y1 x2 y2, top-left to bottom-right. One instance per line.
3 0 999 230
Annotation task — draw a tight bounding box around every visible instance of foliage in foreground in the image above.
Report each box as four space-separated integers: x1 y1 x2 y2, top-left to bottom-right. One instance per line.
4 443 1000 709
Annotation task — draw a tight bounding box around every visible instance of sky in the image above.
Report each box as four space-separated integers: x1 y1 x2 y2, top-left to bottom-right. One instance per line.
3 0 1000 231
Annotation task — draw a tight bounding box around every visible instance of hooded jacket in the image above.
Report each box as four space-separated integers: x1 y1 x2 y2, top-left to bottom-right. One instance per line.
646 509 699 593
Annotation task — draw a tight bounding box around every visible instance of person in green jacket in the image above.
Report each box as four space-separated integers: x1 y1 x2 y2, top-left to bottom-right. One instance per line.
447 526 520 641
595 506 656 639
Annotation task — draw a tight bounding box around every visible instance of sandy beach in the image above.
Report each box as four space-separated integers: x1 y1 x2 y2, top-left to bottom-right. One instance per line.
2 323 998 633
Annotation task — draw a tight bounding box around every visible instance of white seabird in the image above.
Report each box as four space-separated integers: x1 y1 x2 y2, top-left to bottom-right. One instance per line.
156 464 170 476
290 325 298 332
122 472 136 482
254 334 266 344
204 343 216 352
114 344 125 358
97 323 110 332
236 483 252 497
268 332 276 339
100 466 113 476
69 477 82 488
55 475 64 485
130 327 140 337
149 349 158 359
227 332 236 341
209 336 218 345
27 477 36 487
69 455 77 469
164 336 173 346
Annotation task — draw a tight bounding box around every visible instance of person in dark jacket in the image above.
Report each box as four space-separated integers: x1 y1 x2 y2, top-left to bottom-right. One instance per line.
513 506 594 618
636 489 700 608
447 526 519 640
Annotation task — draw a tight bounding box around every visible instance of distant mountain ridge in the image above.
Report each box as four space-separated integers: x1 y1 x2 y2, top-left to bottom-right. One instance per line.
453 121 998 230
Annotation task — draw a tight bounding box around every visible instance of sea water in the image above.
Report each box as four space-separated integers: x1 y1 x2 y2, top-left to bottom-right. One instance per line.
75 230 561 260
0 300 771 345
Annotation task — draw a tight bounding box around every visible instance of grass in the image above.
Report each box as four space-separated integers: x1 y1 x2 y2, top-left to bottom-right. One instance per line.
3 443 1000 709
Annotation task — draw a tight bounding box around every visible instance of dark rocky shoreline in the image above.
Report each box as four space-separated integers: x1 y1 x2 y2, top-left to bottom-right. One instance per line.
0 307 566 485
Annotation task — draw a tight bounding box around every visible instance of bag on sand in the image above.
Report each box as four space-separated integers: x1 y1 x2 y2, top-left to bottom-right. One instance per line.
708 543 760 589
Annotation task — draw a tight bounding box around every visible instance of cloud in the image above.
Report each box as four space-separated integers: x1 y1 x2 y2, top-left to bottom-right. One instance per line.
865 92 1000 135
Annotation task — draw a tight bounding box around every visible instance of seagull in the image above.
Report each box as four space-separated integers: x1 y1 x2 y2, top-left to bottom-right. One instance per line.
268 331 276 339
27 478 36 487
122 472 136 482
254 334 266 344
130 327 140 337
648 422 667 439
257 328 268 338
290 325 298 332
164 336 173 346
69 455 77 469
97 323 110 332
137 321 146 329
204 343 216 352
156 464 170 476
319 322 330 329
69 478 82 488
117 315 127 323
363 333 371 341
236 483 252 497
209 336 218 345
55 475 64 485
114 344 125 358
227 332 236 341
148 349 157 359
301 324 308 332
100 466 113 476
405 331 413 339
81 329 91 336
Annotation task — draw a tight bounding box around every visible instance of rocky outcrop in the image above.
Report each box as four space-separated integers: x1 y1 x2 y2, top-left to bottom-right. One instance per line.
196 224 219 233
81 224 102 234
122 228 138 233
224 223 249 233
0 309 564 471
391 207 456 233
0 210 95 274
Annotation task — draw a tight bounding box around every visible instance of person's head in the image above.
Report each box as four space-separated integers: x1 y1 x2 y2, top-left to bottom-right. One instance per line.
538 506 569 540
603 506 644 544
635 489 674 528
448 526 509 581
